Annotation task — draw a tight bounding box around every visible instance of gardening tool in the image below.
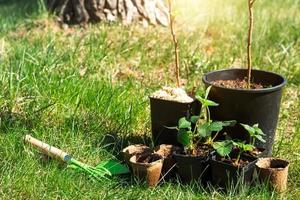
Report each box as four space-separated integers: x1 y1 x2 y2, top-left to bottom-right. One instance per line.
24 135 129 181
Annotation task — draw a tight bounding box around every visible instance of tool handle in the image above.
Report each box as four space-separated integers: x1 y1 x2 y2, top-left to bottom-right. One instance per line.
25 135 71 162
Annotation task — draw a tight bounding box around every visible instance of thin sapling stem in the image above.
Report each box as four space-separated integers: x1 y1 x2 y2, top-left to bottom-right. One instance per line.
247 0 255 88
167 0 181 87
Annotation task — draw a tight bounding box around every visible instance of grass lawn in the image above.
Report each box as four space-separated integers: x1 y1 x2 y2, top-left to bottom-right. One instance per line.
0 0 299 199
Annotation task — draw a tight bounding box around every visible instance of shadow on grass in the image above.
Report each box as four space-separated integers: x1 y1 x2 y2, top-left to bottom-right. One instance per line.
63 111 152 160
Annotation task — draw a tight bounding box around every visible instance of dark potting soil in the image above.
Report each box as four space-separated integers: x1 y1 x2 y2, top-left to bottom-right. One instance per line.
217 156 250 168
136 153 161 164
184 144 212 157
212 78 265 89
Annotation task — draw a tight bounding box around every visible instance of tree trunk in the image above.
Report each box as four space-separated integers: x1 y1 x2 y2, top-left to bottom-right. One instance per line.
46 0 169 26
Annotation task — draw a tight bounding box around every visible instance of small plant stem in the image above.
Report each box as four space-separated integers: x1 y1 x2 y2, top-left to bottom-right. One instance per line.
206 107 211 123
235 152 241 166
247 0 255 89
211 131 220 143
167 0 181 87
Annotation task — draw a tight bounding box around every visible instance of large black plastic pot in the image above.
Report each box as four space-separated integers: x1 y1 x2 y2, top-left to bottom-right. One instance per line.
173 153 210 184
150 97 200 146
210 154 257 188
202 69 286 156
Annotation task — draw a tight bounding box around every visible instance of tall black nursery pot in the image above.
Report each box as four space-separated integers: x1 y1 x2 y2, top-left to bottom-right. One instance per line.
150 97 200 146
202 69 286 156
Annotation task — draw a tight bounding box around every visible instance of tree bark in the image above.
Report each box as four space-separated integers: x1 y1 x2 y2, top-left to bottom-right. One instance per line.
46 0 169 26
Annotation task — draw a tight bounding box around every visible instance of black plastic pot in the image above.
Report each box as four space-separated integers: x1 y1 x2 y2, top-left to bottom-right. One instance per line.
210 154 257 188
202 69 286 156
173 153 210 184
150 97 200 146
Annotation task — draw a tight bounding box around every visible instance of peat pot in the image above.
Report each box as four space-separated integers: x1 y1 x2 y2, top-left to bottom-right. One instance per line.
130 154 163 187
150 97 200 146
210 154 257 188
203 69 286 156
173 153 210 184
255 157 289 193
154 144 182 179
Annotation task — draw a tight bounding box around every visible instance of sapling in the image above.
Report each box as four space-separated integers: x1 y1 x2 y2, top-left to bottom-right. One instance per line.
167 0 180 87
240 123 265 145
232 141 255 166
172 86 236 155
247 0 256 88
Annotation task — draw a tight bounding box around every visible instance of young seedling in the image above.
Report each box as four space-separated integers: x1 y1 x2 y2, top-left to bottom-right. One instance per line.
240 123 265 145
213 140 254 166
167 0 180 87
172 86 236 155
232 141 255 166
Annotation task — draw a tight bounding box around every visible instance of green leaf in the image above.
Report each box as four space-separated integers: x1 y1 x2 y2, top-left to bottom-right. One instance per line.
200 99 219 107
254 135 266 143
96 160 129 175
254 125 265 136
233 141 255 152
178 117 191 129
209 121 223 132
197 123 210 138
242 144 255 152
205 86 212 99
240 123 255 136
212 140 233 157
177 129 192 146
190 116 200 124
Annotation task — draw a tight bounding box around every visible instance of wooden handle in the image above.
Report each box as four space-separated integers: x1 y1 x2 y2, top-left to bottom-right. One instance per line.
25 135 71 162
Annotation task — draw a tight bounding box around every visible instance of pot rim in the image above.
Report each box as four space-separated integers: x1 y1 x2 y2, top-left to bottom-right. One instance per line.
129 155 164 167
202 68 286 93
255 157 289 170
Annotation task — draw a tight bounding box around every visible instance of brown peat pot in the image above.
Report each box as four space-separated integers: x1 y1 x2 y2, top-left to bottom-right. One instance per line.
255 157 289 193
173 153 210 184
150 97 200 146
121 144 153 166
203 69 286 156
210 154 257 188
154 144 182 179
130 154 163 187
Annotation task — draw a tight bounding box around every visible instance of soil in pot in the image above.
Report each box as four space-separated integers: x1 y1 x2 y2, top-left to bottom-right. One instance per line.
231 147 267 159
130 153 163 187
203 69 286 156
210 154 257 188
255 157 289 193
212 78 265 89
121 144 153 166
150 87 200 146
154 144 182 179
174 144 212 184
